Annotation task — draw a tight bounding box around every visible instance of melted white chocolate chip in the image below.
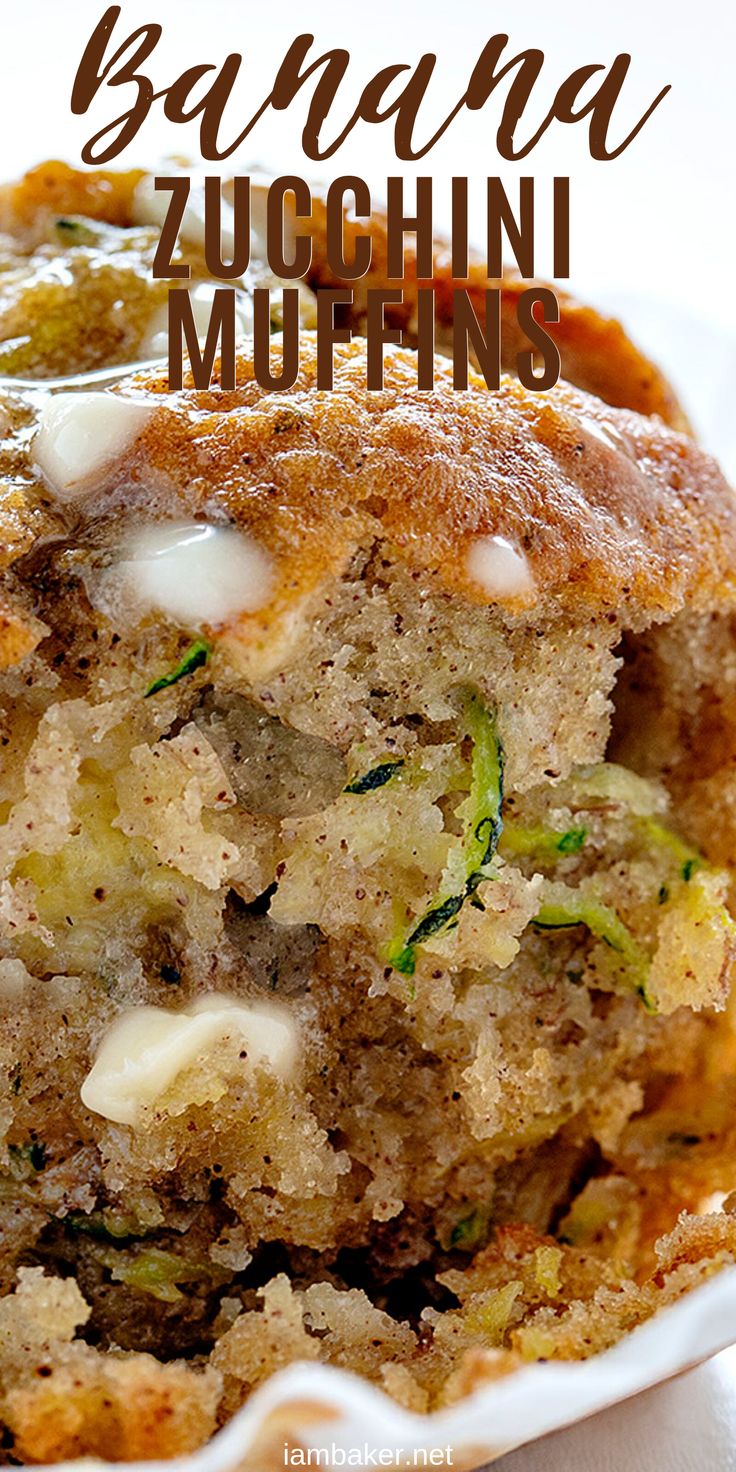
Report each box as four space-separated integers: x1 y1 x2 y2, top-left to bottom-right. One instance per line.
81 994 299 1127
134 171 297 279
33 392 154 501
466 535 535 601
246 177 298 264
119 522 273 629
132 176 236 260
141 283 254 359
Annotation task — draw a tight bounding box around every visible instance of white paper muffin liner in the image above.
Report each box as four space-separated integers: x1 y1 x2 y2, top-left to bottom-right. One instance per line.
36 1265 736 1472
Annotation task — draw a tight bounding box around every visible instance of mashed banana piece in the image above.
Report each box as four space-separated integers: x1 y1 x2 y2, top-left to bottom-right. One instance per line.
0 167 735 1463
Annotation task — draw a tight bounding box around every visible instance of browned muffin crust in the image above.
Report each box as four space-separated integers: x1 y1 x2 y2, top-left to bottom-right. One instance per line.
306 198 688 429
2 336 731 672
110 340 736 635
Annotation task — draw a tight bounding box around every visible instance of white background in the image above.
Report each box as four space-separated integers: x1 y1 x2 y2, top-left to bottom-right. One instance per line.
2 3 736 1465
2 0 732 321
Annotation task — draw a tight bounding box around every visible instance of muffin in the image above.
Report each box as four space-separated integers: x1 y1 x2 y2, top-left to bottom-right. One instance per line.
0 162 735 1464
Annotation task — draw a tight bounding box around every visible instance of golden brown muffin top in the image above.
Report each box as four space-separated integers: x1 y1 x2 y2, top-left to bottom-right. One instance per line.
125 340 736 632
307 198 689 430
3 336 732 677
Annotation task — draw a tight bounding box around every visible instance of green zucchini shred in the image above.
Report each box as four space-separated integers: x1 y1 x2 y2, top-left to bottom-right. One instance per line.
636 814 705 898
145 640 211 698
53 216 101 247
394 893 466 973
344 759 405 795
380 693 707 1000
532 897 654 1010
449 1207 488 1251
389 691 503 975
109 1247 215 1304
63 1212 139 1243
501 824 587 858
390 945 415 977
557 827 588 855
463 689 505 881
635 815 702 874
8 1141 46 1175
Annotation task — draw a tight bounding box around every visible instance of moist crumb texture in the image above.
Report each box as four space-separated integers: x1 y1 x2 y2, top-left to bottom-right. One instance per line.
0 162 735 1463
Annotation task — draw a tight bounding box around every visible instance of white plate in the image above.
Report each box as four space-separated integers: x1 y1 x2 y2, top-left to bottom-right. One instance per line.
38 1267 736 1472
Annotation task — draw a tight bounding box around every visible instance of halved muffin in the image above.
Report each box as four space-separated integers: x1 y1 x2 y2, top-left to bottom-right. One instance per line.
0 166 735 1462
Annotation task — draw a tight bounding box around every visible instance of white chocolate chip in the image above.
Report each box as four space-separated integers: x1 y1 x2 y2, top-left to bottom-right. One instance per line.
141 284 253 359
33 392 153 501
81 993 299 1127
132 175 236 260
134 172 297 273
246 177 297 264
119 522 273 629
466 535 535 600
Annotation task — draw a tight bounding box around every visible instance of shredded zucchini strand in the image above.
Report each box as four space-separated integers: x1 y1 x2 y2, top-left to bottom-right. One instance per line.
500 824 587 858
344 759 405 795
389 691 504 976
145 640 211 698
533 898 654 1010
